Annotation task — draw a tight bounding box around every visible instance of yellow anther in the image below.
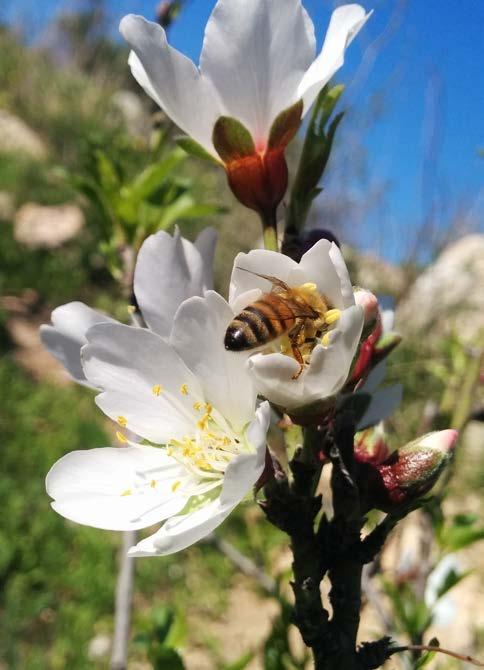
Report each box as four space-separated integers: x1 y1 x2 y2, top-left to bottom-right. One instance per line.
171 480 181 492
121 488 132 497
180 384 189 395
116 431 128 444
150 479 157 489
321 333 331 347
197 414 210 430
166 447 173 457
222 436 231 446
127 305 136 314
117 415 128 427
193 401 202 411
204 403 213 414
324 309 341 325
152 384 163 396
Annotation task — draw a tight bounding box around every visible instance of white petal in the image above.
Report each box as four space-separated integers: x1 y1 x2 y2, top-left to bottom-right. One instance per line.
248 305 363 410
357 384 403 430
298 240 354 309
40 302 114 387
46 446 188 531
129 405 269 556
82 323 202 443
120 15 220 154
194 227 218 291
134 229 214 338
229 250 299 306
200 0 315 145
171 291 256 430
298 4 371 114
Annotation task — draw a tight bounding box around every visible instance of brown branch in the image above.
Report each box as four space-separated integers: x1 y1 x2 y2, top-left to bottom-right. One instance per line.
390 644 484 667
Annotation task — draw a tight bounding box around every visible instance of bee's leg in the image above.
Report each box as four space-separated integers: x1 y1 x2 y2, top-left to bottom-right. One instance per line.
289 320 306 379
303 328 323 345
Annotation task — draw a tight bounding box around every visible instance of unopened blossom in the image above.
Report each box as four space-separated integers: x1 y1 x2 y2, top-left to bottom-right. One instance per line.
227 239 364 412
120 1 371 217
358 429 458 512
46 292 270 556
40 227 216 387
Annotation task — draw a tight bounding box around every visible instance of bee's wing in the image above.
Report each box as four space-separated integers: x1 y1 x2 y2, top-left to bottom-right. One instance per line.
234 266 290 291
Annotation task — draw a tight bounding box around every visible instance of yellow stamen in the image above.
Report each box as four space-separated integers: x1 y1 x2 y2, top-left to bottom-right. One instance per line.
193 401 202 411
117 415 128 427
127 305 136 314
171 480 181 492
180 384 189 396
152 384 163 396
166 447 173 457
321 333 331 347
116 431 128 444
121 488 132 497
150 479 157 489
204 403 213 414
324 309 341 325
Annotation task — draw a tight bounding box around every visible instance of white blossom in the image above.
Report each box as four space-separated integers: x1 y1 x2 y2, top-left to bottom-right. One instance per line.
120 1 371 159
46 292 270 556
40 227 216 387
228 239 364 411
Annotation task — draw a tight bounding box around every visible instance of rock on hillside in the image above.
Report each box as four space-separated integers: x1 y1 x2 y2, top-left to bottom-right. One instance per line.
0 109 48 159
14 202 84 249
396 234 484 341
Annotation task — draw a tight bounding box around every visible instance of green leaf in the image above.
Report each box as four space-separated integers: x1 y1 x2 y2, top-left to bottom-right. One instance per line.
176 136 221 165
439 525 484 551
122 148 187 206
286 84 345 233
95 149 121 194
413 638 439 670
212 116 255 162
435 568 471 600
221 650 255 670
148 646 185 670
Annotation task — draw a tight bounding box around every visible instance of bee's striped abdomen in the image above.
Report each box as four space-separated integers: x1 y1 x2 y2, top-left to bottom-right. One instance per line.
224 295 297 351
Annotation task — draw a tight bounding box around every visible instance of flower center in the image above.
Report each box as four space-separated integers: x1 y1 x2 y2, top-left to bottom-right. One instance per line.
167 402 246 479
277 283 341 365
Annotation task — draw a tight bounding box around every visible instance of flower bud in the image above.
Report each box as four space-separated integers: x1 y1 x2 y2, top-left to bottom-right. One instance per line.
354 424 391 466
354 289 379 333
359 430 458 512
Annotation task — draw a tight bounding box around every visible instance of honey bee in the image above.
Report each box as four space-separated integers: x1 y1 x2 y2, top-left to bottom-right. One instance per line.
224 269 333 379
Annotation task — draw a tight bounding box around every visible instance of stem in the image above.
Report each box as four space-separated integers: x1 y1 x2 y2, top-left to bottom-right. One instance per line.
110 530 136 670
260 209 279 251
390 644 484 667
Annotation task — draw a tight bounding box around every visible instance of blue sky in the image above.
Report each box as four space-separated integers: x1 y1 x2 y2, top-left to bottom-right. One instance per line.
2 0 483 261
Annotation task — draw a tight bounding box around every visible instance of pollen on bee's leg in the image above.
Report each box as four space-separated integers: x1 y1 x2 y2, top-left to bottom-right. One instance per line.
321 332 331 347
324 309 341 325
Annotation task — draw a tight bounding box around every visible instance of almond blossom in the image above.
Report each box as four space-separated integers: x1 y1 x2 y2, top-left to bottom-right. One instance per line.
46 292 270 556
227 239 364 412
40 227 216 387
120 1 371 217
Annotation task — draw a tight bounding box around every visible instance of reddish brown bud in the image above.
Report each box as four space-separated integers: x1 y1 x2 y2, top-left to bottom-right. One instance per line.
359 430 458 512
